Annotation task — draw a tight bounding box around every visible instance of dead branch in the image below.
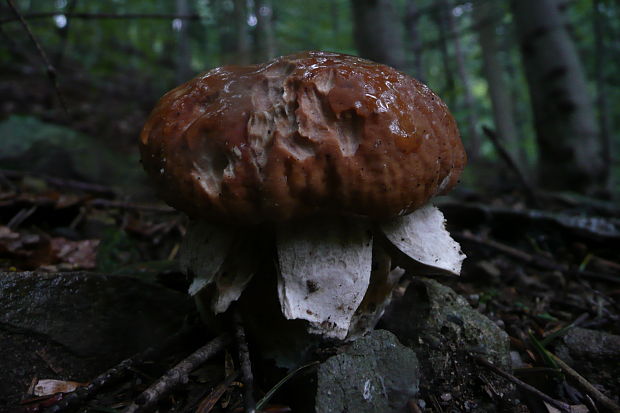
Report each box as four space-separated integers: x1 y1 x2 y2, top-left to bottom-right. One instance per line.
234 309 256 413
455 231 620 284
0 12 201 24
123 333 231 413
473 355 572 412
42 325 197 413
482 125 541 207
548 352 620 413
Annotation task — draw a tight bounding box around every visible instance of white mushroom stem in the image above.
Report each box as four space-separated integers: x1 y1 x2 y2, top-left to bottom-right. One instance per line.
180 221 235 296
276 217 373 340
381 203 466 276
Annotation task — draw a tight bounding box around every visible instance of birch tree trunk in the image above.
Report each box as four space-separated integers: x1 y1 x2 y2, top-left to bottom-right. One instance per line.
512 0 605 193
351 0 405 70
474 0 523 166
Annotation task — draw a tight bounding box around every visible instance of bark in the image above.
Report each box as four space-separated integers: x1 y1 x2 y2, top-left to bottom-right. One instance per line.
512 0 604 193
175 0 192 83
473 0 523 166
404 0 424 81
433 2 456 110
234 0 250 65
440 0 480 159
255 0 276 62
350 0 405 70
592 0 612 193
216 0 250 65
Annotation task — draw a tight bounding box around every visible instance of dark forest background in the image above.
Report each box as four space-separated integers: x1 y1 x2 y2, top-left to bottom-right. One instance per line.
1 0 618 200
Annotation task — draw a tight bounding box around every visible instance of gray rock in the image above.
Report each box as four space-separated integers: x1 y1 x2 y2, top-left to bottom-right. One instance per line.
380 277 515 411
554 327 620 399
0 271 191 408
315 329 419 413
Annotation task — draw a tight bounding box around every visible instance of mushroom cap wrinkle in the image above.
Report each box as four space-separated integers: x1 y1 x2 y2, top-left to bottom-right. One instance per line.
140 51 466 224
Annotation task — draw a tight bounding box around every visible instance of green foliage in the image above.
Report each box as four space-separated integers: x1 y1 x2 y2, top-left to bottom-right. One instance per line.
2 0 619 195
96 227 141 273
0 115 145 191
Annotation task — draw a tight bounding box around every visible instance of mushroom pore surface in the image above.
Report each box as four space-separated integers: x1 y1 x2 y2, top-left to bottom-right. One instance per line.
140 51 466 223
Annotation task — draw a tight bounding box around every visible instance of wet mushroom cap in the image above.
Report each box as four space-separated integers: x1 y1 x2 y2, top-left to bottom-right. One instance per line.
140 51 466 224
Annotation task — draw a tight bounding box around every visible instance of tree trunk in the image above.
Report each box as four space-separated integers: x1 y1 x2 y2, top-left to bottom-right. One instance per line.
433 2 456 110
233 0 250 65
440 0 480 159
350 0 405 70
175 0 192 83
512 0 604 193
216 0 250 65
404 0 424 81
592 0 612 194
473 0 523 166
255 0 276 62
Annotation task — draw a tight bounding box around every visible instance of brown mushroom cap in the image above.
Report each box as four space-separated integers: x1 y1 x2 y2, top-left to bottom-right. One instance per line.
140 51 466 224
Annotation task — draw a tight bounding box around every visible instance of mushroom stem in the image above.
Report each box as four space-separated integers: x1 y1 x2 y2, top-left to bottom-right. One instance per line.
276 216 373 339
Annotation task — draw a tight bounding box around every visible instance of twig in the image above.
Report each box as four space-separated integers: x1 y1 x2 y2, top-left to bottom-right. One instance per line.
455 231 620 284
123 333 231 413
473 355 572 412
0 12 201 24
234 310 256 413
42 325 197 413
88 199 175 213
481 125 540 207
0 169 116 196
6 0 69 117
547 352 620 413
195 371 239 413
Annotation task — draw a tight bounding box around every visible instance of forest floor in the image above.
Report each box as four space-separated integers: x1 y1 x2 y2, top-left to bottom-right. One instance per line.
0 167 618 413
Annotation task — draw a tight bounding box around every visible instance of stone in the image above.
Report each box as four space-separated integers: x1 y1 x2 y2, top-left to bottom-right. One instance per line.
315 329 419 413
380 277 515 411
0 271 191 409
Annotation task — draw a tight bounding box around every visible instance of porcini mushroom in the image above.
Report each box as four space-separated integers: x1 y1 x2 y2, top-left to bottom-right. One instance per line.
140 51 466 343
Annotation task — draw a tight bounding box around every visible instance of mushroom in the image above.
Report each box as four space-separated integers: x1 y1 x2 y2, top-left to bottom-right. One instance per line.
139 51 466 344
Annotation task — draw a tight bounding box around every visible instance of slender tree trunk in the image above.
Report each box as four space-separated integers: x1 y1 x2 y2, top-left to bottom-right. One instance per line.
433 3 456 110
512 0 604 193
404 0 424 81
474 0 523 166
440 0 480 159
592 0 612 194
234 0 250 65
255 0 276 62
216 0 250 65
175 0 192 83
350 0 405 70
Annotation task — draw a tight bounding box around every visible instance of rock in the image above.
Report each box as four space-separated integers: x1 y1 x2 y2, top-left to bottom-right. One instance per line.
380 277 515 412
0 271 191 409
554 327 620 399
0 115 146 193
315 329 419 413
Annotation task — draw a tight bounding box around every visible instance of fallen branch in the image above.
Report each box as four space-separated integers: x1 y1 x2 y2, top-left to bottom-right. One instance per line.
42 325 196 413
547 352 620 413
0 169 116 197
234 310 256 413
123 333 231 413
481 126 541 207
473 355 572 412
455 231 620 284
